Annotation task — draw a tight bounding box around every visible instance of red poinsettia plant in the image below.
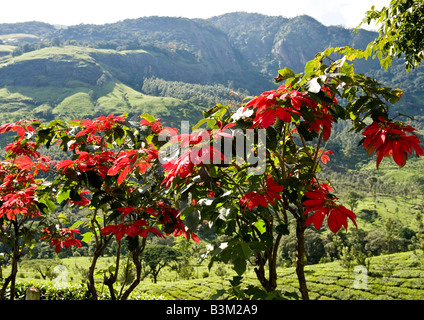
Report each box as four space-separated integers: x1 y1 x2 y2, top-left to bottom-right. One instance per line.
302 181 357 233
33 113 199 300
161 47 423 300
0 113 199 300
41 227 82 253
0 119 55 299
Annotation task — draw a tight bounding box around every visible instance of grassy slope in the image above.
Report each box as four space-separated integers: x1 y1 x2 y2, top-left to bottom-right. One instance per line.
360 156 424 186
0 46 204 126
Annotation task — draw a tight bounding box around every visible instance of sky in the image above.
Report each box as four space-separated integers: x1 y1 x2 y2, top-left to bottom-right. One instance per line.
0 0 390 29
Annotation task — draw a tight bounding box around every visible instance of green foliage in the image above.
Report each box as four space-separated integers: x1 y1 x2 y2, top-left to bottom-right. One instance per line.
2 280 165 300
141 77 249 109
142 245 183 283
359 0 424 71
344 191 364 211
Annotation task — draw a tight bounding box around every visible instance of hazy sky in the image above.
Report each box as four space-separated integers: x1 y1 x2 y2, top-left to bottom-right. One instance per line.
0 0 390 29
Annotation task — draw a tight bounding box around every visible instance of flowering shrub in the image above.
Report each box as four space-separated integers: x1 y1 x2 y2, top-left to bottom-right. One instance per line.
159 47 423 299
41 228 82 253
0 114 198 300
0 119 55 299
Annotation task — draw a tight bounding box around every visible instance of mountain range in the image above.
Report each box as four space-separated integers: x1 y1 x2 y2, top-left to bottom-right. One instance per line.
0 12 422 127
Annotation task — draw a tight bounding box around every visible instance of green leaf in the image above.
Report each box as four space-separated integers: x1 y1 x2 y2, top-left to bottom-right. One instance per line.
39 196 56 212
58 214 68 224
254 219 266 234
238 242 251 259
211 289 226 300
202 104 228 119
192 118 217 130
229 276 243 287
274 67 295 83
81 232 93 244
70 221 84 229
184 207 201 231
232 257 247 276
113 127 126 145
213 105 229 121
304 60 317 75
56 189 71 204
140 113 156 122
248 240 267 252
260 233 274 250
276 224 289 235
220 247 232 264
333 104 347 119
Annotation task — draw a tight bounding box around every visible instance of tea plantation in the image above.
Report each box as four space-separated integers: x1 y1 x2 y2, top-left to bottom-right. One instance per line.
7 249 424 300
136 250 424 300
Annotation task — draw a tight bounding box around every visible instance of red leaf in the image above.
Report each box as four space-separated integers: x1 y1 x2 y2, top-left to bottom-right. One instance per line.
191 233 200 243
117 166 131 185
57 159 74 172
15 156 33 170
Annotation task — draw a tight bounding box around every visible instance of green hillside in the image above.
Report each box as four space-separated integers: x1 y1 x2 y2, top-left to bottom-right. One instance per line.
0 45 205 126
0 13 423 121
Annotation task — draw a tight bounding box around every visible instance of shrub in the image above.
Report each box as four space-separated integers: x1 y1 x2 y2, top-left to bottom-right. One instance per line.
7 281 165 300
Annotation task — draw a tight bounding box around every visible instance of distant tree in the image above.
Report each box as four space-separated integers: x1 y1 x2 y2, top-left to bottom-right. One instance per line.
141 245 182 283
344 190 364 211
51 37 62 47
398 226 416 240
31 263 54 280
358 0 424 71
365 230 387 255
304 229 325 264
384 218 398 253
349 228 369 254
339 246 355 271
280 228 326 265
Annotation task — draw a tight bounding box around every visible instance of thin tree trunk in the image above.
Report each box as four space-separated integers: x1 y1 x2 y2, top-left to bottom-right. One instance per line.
87 249 101 300
296 215 309 300
2 254 19 300
1 221 22 300
105 240 121 300
121 237 146 300
87 236 112 300
254 233 282 293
